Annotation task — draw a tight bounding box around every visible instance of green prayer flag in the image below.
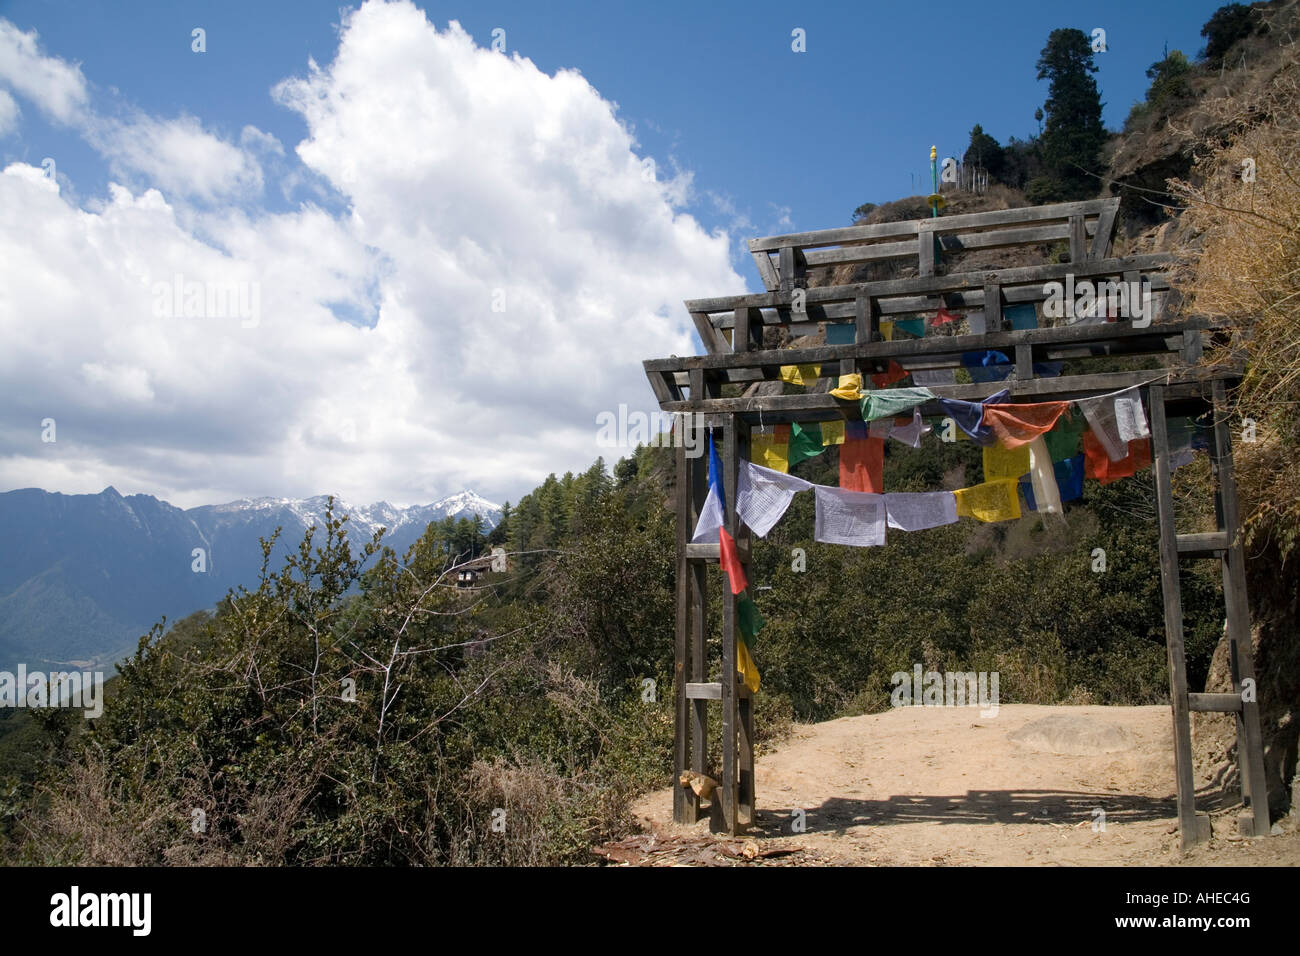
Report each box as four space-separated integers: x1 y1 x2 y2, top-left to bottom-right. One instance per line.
893 317 926 338
1044 408 1086 462
788 421 825 466
738 596 766 644
859 387 935 422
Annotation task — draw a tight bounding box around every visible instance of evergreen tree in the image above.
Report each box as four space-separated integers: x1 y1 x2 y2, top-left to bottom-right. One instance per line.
962 124 1005 181
1034 28 1107 201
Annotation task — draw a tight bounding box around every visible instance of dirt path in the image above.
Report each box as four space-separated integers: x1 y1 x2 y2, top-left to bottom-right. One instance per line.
629 704 1299 866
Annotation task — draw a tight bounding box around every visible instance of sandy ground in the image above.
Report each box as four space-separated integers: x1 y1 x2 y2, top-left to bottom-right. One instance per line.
629 704 1300 866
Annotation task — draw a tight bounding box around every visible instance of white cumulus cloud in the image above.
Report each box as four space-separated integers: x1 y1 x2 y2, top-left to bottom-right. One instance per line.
0 0 742 510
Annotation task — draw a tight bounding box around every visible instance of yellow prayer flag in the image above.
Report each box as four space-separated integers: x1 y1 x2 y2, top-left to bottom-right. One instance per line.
982 441 1031 482
880 321 895 341
750 435 790 473
954 480 1022 522
821 420 846 445
779 363 821 386
738 639 761 694
830 373 863 401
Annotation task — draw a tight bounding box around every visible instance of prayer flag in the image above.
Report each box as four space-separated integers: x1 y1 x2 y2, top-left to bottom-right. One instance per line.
690 432 726 543
814 486 887 546
962 350 1013 383
885 492 958 531
893 317 926 338
830 373 864 401
736 460 813 537
1077 387 1142 462
954 479 1022 522
1026 436 1062 515
1083 430 1152 483
889 408 932 448
939 388 1010 445
719 528 748 594
933 306 961 325
737 596 766 643
871 360 909 388
983 441 1031 482
788 421 825 466
821 420 846 445
779 363 821 386
840 435 884 493
981 401 1071 449
1044 408 1086 462
860 387 935 422
737 639 761 694
750 435 790 473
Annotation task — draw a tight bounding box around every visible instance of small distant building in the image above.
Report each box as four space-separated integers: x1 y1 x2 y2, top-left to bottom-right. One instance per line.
455 554 496 588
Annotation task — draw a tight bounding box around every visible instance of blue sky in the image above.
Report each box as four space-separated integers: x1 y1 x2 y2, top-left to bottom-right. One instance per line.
0 0 1227 508
4 0 1225 240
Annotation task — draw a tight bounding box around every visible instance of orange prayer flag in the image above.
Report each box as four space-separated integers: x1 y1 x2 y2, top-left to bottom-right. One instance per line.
840 435 884 493
981 402 1071 449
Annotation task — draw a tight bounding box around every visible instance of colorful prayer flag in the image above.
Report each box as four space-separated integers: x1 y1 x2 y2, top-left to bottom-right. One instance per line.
719 528 748 594
737 639 761 694
830 373 864 401
821 420 846 445
983 441 1031 482
779 363 821 386
981 401 1071 449
953 479 1022 522
787 421 825 466
859 387 935 422
840 435 884 493
750 435 790 472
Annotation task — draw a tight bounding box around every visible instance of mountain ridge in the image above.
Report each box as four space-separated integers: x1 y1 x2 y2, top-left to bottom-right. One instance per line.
0 486 502 670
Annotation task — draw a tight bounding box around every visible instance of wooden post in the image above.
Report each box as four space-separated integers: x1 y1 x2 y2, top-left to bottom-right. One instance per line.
983 281 1002 332
719 418 740 834
1210 379 1271 837
1068 214 1086 263
673 424 699 823
1148 385 1212 847
736 423 755 828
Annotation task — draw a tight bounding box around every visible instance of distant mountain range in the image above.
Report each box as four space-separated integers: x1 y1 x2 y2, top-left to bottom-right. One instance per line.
0 487 502 670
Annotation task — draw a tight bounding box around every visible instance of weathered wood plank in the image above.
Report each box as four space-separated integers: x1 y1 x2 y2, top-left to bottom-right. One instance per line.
1149 384 1213 848
1089 201 1119 260
747 197 1119 252
751 250 780 291
1069 214 1087 262
1211 378 1272 838
684 254 1172 314
672 432 697 824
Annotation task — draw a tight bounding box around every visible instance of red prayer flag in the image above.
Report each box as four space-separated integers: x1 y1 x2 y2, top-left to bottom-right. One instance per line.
718 528 748 595
871 360 909 388
933 307 960 325
774 424 792 443
840 435 884 493
981 402 1071 449
1083 431 1152 483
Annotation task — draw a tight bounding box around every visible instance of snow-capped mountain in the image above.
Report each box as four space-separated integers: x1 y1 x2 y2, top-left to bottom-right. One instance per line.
200 490 502 538
0 487 503 669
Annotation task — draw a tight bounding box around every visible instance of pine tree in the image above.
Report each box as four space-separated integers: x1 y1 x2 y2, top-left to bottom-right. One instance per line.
1034 28 1107 201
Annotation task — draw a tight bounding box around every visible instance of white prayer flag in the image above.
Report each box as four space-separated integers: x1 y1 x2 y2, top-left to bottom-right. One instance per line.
1027 436 1063 515
689 485 725 544
1114 395 1150 443
884 492 958 531
1077 387 1139 462
814 486 886 547
736 460 813 538
889 408 932 448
